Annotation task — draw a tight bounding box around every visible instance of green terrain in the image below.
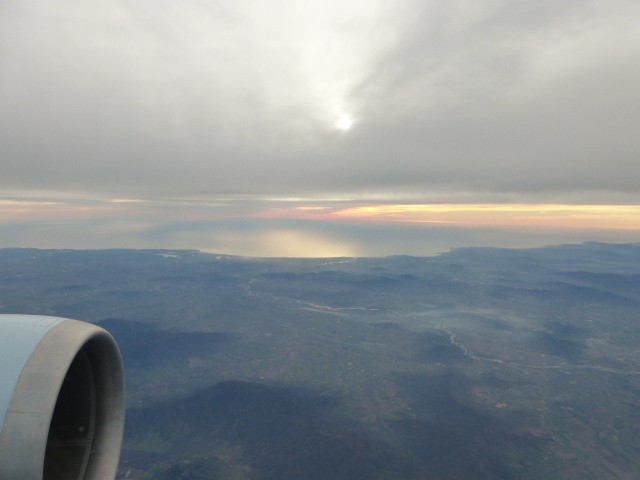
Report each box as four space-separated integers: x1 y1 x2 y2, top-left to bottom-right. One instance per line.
1 243 639 479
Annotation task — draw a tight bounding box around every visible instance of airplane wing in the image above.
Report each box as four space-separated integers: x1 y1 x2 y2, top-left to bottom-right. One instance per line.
0 315 125 480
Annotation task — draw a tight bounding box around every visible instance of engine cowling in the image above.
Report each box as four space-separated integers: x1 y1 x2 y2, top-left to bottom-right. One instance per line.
0 315 125 480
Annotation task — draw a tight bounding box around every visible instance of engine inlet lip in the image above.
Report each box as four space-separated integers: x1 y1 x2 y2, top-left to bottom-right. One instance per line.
0 316 125 480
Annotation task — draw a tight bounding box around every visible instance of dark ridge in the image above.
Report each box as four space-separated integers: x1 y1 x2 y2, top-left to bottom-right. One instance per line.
97 318 235 369
547 283 640 306
414 332 472 365
562 271 640 301
545 321 588 337
418 344 472 364
126 381 407 480
480 372 529 388
131 458 222 480
394 373 547 479
532 332 586 359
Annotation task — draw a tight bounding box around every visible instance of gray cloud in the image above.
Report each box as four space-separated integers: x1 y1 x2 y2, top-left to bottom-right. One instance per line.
1 0 639 200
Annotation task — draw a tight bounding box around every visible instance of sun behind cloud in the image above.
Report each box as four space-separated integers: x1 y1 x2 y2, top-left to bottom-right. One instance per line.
334 114 354 131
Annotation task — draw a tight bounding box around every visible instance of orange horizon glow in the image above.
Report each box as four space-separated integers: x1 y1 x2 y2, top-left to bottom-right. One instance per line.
324 204 640 230
1 197 640 231
249 203 640 231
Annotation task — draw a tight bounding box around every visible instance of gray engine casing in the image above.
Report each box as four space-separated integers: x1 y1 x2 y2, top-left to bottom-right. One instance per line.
0 315 125 480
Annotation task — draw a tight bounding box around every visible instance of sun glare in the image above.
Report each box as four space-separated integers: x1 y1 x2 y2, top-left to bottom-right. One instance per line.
335 115 353 131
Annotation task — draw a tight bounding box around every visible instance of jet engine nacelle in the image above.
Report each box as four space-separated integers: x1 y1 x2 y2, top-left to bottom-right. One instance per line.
0 315 125 480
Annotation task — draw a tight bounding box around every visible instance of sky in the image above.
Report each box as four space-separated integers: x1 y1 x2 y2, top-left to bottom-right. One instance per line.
1 0 639 256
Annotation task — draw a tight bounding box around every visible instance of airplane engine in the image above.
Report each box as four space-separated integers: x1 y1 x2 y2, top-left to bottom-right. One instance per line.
0 315 125 480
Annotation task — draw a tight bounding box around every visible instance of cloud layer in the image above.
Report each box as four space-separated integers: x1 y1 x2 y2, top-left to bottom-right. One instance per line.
2 0 640 201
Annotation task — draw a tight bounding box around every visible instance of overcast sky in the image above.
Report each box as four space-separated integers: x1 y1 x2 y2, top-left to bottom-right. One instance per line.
1 0 639 255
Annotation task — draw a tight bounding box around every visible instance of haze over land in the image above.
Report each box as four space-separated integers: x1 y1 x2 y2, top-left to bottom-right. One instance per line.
1 0 639 255
1 244 639 479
